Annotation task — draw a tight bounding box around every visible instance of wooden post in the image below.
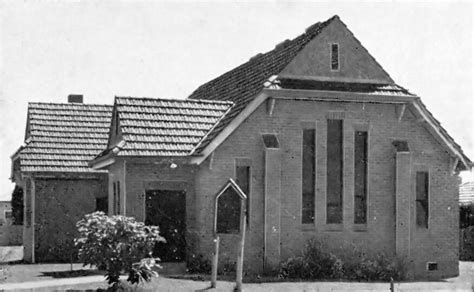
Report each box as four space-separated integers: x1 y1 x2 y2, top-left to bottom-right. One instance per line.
235 200 247 292
211 236 220 288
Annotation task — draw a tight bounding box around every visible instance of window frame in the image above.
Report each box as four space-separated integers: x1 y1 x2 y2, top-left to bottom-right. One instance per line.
415 170 430 229
234 158 252 227
326 119 344 224
353 129 369 225
4 210 12 220
113 182 117 214
117 181 121 215
301 126 316 224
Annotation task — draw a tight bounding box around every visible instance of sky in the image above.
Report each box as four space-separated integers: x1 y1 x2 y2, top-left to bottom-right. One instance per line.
0 1 472 201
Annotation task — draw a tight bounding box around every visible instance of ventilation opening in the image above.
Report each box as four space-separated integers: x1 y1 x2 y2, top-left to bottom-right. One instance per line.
427 262 438 271
330 43 339 71
262 134 280 149
392 140 409 152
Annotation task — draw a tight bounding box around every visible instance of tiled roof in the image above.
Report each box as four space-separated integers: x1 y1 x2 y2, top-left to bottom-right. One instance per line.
460 182 474 205
20 102 113 173
112 97 233 156
188 16 338 152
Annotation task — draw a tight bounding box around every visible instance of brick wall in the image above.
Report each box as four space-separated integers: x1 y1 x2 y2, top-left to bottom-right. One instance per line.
194 98 460 279
280 18 393 83
107 159 199 260
33 175 107 262
0 226 22 246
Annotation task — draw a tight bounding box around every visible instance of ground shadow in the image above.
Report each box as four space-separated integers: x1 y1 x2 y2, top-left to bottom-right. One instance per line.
40 269 104 278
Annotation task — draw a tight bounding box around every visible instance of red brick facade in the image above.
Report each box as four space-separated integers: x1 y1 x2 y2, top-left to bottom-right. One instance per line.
106 99 461 279
21 174 107 262
187 100 458 279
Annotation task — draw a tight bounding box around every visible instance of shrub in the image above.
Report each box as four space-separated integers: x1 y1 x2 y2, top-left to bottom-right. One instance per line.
75 212 165 287
279 239 406 281
279 239 343 279
221 260 237 276
11 185 23 225
186 254 212 274
342 252 407 281
460 226 474 261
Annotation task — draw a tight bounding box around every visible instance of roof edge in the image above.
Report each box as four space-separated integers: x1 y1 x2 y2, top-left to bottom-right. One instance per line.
190 102 235 156
190 91 269 165
411 100 471 171
335 17 395 84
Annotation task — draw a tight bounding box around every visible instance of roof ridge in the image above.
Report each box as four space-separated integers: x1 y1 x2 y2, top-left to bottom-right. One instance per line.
116 96 234 105
28 101 112 107
188 15 337 98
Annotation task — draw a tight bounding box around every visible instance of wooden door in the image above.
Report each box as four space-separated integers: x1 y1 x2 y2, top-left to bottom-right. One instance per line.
145 190 186 262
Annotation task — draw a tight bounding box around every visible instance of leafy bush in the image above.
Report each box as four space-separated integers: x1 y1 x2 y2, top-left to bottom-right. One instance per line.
460 226 474 261
279 239 343 279
11 185 23 225
186 254 212 274
75 212 165 287
221 260 237 276
279 239 406 281
342 252 407 281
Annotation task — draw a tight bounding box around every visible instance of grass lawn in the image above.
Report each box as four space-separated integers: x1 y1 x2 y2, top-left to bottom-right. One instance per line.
0 262 472 291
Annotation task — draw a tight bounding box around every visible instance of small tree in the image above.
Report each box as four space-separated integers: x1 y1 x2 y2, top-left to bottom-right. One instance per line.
11 185 23 225
75 212 165 287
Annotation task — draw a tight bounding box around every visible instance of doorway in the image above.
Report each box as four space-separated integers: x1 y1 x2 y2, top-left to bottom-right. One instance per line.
145 190 186 262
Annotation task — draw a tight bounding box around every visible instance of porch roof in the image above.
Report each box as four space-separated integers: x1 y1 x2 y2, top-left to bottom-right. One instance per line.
99 97 233 158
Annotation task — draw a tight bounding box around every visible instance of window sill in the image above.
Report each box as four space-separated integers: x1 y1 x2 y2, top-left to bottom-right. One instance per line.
300 224 316 231
353 224 367 232
322 224 343 232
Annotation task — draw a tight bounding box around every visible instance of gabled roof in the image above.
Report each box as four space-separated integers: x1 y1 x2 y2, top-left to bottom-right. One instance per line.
18 102 112 173
187 16 471 170
188 16 338 152
96 97 233 158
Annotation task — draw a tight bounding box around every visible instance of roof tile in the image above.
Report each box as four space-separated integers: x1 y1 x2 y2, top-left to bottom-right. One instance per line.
106 97 233 157
19 102 113 173
188 16 337 151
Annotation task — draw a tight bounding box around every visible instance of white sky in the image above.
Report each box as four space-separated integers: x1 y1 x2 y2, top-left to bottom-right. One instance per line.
0 1 472 200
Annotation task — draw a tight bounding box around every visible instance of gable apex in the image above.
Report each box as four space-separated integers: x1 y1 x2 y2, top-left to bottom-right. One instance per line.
280 17 394 84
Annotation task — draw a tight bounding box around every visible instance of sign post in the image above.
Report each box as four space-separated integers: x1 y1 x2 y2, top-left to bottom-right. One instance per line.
211 236 219 288
211 179 247 290
235 198 247 292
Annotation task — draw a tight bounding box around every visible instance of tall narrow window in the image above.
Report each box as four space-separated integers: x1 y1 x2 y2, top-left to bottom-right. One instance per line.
236 165 250 224
327 119 343 224
416 172 429 228
331 43 339 71
302 128 315 224
354 131 368 224
113 182 117 214
117 181 121 215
